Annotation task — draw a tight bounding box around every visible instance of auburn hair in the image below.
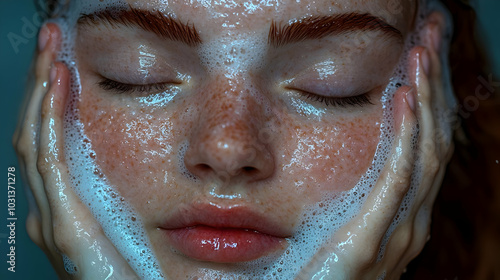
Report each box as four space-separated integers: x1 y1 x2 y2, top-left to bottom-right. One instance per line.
403 1 500 279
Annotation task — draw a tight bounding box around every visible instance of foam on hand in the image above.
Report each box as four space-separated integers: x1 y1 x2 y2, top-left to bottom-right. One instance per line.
54 1 164 279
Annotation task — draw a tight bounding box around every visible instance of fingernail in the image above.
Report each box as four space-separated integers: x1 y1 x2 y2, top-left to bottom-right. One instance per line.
406 88 416 113
431 25 441 52
38 25 50 52
50 63 58 86
421 49 430 76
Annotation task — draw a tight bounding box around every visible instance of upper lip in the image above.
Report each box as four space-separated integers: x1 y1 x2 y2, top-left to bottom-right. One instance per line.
159 203 292 238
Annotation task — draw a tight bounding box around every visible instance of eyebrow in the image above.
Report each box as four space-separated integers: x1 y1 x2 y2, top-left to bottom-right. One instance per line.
77 7 202 47
269 13 403 47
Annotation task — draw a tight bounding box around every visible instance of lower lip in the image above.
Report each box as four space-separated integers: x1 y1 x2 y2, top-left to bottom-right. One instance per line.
164 226 286 263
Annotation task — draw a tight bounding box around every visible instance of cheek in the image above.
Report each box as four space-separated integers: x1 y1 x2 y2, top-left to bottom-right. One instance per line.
78 92 179 205
281 113 381 197
78 86 381 208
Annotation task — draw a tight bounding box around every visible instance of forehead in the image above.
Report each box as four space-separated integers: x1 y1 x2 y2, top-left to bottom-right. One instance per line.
127 0 417 34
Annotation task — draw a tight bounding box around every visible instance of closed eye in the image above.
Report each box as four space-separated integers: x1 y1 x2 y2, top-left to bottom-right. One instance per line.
97 78 177 94
300 90 373 107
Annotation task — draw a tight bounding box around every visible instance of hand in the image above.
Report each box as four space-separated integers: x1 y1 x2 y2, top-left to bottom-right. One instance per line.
295 12 454 280
14 23 140 280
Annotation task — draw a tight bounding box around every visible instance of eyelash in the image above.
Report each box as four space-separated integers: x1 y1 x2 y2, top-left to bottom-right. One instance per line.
301 90 374 107
98 78 171 94
98 78 373 107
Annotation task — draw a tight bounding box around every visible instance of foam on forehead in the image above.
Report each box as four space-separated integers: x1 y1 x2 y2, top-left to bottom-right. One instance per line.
52 0 455 279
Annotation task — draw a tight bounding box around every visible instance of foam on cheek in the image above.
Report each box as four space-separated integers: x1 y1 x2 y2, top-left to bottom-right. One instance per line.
376 0 455 265
51 0 455 279
53 1 165 279
177 17 390 280
190 10 399 280
63 95 165 280
197 2 454 280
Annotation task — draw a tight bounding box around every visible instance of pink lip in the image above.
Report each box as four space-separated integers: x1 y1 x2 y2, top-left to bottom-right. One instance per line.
159 204 290 263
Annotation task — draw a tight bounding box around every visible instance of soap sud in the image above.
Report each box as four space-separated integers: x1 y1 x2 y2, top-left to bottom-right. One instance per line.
178 141 198 182
44 0 458 279
377 271 387 280
376 0 455 262
63 112 165 279
63 254 78 275
55 1 164 279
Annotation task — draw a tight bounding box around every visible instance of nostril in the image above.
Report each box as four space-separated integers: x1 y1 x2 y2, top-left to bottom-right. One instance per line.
197 164 212 172
242 166 257 173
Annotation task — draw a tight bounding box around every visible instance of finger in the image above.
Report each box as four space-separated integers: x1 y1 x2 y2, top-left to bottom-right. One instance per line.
297 86 418 279
410 11 454 222
339 86 418 263
14 23 60 203
14 22 61 252
341 87 417 278
409 47 442 207
36 60 72 276
376 42 449 275
36 61 139 280
424 14 453 162
410 47 434 146
14 23 61 153
38 62 69 171
400 43 448 267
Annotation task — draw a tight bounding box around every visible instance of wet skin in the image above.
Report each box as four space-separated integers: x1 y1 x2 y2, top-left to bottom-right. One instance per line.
73 0 416 276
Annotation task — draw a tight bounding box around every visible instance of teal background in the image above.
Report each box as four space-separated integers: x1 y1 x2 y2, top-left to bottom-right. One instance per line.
0 0 498 279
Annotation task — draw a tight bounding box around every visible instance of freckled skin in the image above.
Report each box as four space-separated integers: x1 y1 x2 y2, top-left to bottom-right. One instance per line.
75 0 414 277
78 73 380 214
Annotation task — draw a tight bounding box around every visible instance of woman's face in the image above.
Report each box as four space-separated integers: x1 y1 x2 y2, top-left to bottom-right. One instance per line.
65 0 416 277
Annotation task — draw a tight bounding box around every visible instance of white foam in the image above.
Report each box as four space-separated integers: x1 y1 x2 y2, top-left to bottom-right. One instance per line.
51 1 164 279
63 254 78 275
45 0 457 278
376 0 455 263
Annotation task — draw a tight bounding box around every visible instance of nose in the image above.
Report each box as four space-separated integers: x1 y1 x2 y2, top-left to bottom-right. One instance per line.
183 76 275 184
